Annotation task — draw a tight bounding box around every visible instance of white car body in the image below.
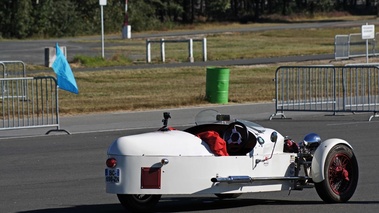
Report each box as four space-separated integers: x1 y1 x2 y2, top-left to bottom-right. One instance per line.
106 128 294 195
105 110 359 212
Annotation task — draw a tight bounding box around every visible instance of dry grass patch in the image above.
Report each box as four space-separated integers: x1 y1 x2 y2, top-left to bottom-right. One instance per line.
33 65 276 115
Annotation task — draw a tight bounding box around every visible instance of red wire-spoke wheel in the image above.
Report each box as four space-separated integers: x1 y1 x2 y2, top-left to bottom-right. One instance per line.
315 145 359 203
328 153 351 194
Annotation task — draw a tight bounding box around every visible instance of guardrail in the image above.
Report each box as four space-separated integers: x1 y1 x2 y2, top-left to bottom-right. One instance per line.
270 66 379 121
0 76 69 134
146 38 207 63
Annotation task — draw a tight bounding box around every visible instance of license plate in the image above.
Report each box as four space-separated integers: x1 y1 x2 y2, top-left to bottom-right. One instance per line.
105 168 120 183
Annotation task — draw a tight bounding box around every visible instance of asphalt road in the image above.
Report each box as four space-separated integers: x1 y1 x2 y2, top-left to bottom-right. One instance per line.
2 19 379 213
1 107 379 213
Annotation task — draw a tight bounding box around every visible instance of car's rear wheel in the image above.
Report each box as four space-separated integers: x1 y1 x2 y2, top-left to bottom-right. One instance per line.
215 193 242 199
315 144 358 203
117 194 161 212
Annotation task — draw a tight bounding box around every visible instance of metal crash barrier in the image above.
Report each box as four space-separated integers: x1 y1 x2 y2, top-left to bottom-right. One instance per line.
270 66 379 121
0 76 69 134
334 33 379 60
0 60 26 78
146 38 207 63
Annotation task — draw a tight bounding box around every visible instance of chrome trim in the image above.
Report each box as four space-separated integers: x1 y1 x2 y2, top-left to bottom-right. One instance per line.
211 175 311 183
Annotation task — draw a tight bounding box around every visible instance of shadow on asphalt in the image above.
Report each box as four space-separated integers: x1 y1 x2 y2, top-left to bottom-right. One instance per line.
16 198 379 213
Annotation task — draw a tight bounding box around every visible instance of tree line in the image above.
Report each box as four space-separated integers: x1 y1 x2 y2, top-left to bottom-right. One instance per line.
1 0 378 39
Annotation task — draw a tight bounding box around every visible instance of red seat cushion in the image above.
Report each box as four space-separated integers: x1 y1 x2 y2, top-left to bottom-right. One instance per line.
197 131 229 156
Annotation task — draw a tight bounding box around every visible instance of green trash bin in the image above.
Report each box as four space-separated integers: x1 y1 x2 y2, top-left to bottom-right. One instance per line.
206 67 230 104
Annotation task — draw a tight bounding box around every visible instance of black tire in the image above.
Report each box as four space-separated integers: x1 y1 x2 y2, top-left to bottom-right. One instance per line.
117 194 161 212
215 193 242 199
315 144 358 203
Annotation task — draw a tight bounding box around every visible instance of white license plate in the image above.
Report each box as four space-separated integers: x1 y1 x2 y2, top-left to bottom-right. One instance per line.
105 168 120 183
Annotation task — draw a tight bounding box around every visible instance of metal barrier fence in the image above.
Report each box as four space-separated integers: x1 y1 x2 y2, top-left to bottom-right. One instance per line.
0 61 26 78
146 38 207 63
349 33 376 58
335 33 378 59
0 76 69 134
270 66 379 121
0 61 28 101
334 35 349 59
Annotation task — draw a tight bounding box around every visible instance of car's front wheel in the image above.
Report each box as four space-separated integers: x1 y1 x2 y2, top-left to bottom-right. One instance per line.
117 194 161 212
315 144 358 203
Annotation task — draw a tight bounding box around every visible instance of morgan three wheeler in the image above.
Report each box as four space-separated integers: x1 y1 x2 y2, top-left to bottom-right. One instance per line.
105 110 359 212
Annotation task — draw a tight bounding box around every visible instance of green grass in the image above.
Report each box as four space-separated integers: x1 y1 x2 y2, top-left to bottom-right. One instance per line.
67 26 362 66
27 17 379 115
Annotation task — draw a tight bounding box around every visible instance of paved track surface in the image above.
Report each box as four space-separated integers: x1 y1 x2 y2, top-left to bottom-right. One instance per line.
2 19 379 213
1 104 379 213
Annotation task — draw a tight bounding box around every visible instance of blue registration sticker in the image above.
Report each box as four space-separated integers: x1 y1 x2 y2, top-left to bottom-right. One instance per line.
105 168 120 183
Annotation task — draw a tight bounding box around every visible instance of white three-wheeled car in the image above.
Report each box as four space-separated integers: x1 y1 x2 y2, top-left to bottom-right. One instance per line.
105 110 358 212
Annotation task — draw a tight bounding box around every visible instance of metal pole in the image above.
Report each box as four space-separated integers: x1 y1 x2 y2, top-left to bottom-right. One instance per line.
188 39 194 62
161 38 165 63
146 39 151 63
202 38 207 62
366 39 369 63
125 0 128 25
101 5 105 58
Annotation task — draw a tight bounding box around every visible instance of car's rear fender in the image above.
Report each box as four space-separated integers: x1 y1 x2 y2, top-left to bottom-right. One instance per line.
311 138 353 183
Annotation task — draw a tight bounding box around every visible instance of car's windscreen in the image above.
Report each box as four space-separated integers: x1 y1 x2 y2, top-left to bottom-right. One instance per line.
236 119 266 133
195 109 220 125
194 109 266 133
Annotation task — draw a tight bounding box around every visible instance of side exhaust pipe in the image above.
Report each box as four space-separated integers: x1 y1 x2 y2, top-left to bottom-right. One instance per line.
211 176 252 183
211 176 310 184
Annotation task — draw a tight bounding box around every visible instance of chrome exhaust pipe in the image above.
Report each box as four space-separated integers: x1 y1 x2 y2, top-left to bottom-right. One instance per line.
211 176 252 183
211 176 310 183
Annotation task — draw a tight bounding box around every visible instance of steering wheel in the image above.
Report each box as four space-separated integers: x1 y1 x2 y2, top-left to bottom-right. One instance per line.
222 121 249 154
